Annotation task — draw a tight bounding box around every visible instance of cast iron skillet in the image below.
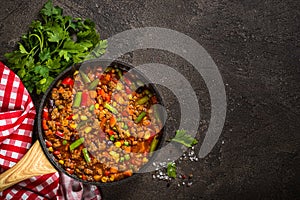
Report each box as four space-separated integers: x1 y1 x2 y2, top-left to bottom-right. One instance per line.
37 59 165 186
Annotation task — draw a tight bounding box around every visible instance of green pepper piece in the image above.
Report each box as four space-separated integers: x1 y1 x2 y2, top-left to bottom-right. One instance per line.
82 148 91 163
73 92 82 107
89 104 95 111
117 69 123 79
124 154 130 161
135 111 147 123
80 70 91 84
110 135 115 141
70 138 84 151
88 79 99 90
153 105 161 123
150 136 159 155
124 141 129 146
104 66 112 72
136 96 149 105
62 140 68 145
144 89 151 95
104 102 118 114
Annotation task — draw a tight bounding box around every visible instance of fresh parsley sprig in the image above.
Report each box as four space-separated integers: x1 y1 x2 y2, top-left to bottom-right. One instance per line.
165 130 198 179
5 0 107 94
171 129 198 148
167 162 177 178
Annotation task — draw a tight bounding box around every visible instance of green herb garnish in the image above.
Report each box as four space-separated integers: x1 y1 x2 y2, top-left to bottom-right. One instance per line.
167 162 177 178
171 130 198 148
5 0 107 94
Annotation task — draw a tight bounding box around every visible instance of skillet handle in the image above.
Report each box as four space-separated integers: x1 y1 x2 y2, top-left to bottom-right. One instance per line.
0 141 57 192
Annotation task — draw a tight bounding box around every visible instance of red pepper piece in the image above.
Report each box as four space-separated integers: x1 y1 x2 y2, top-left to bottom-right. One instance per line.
104 170 110 176
147 133 157 143
124 78 132 86
127 120 134 127
108 130 114 136
100 89 106 98
66 114 74 120
81 91 89 107
45 140 52 147
148 135 155 144
106 94 111 102
66 168 74 174
43 108 49 120
125 86 131 94
61 77 74 86
151 96 158 104
55 122 61 127
42 120 49 130
55 131 64 138
53 150 60 155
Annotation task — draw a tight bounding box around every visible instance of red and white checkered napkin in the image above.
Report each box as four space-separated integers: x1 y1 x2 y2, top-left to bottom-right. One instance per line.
0 62 101 199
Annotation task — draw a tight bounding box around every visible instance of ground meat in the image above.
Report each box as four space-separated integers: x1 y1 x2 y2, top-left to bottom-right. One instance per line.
84 168 93 175
43 65 162 183
53 140 61 148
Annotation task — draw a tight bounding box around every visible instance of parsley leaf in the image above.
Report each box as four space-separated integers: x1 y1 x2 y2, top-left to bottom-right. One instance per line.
46 25 67 43
171 130 198 147
5 0 107 94
39 48 51 62
40 0 62 17
19 43 29 54
167 162 177 178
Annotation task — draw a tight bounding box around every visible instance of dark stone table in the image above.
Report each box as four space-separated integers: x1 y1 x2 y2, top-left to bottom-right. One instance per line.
0 0 299 199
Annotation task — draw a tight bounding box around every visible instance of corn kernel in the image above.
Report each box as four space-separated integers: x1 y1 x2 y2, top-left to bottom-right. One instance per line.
142 157 148 163
84 127 92 133
80 115 88 121
48 147 53 152
112 102 117 107
59 160 64 165
72 114 79 120
124 154 130 161
95 103 100 109
125 130 130 137
116 82 123 90
70 123 77 129
101 176 108 182
115 141 121 148
144 132 151 140
109 176 115 181
73 71 79 76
